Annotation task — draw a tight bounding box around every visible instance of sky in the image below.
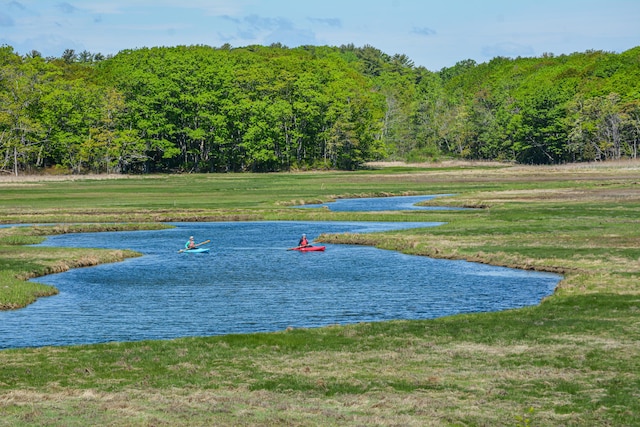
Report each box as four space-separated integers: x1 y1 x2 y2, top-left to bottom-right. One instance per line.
1 0 639 71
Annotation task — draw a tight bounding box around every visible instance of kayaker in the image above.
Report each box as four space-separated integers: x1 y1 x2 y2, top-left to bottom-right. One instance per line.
298 234 309 247
186 236 197 249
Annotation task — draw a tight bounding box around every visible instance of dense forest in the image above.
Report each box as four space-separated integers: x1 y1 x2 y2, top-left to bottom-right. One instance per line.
1 43 639 174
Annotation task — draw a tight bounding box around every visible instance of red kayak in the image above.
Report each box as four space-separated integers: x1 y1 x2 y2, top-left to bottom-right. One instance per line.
292 245 325 252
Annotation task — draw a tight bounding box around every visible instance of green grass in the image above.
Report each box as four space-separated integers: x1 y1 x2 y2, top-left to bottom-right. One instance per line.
1 293 637 425
0 224 171 309
0 162 639 426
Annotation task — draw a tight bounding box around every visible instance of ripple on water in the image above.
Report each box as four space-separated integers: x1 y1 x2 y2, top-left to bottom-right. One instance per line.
0 201 561 349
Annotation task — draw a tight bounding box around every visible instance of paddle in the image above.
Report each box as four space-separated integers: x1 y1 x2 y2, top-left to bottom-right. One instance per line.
287 243 312 251
178 239 211 253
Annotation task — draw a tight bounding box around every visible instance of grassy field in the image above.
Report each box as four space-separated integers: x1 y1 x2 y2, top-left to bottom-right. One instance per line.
1 161 639 426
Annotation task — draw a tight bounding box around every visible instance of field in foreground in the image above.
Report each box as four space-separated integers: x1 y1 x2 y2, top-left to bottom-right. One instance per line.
1 161 639 426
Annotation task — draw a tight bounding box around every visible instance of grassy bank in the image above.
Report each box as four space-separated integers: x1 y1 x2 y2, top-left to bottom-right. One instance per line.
0 224 170 309
1 162 639 426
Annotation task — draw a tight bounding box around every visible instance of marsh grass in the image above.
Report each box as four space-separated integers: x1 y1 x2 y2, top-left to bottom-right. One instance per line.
1 162 639 426
0 224 169 309
1 293 637 425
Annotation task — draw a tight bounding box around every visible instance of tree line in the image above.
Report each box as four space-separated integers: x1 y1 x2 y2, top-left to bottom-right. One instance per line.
1 43 639 175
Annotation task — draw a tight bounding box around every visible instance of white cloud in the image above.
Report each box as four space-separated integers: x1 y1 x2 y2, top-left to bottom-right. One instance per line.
1 0 638 70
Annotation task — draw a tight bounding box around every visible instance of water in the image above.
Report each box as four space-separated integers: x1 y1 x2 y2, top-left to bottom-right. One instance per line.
0 197 561 350
293 194 468 211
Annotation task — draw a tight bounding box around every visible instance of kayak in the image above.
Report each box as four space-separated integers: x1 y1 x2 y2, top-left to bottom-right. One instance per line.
293 245 325 252
182 247 210 254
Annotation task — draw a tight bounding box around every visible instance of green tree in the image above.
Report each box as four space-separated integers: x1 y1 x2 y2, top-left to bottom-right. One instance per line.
0 49 54 175
40 79 104 173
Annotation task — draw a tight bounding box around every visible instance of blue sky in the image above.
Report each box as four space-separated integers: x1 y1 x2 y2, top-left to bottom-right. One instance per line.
1 0 638 70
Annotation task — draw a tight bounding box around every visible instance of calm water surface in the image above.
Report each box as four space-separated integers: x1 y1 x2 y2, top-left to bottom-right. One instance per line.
0 197 561 349
294 194 465 211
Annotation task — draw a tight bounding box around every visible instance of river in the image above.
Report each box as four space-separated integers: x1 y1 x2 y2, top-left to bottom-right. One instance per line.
0 196 561 349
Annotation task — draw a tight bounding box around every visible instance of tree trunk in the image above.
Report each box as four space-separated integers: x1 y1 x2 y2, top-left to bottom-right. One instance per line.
13 145 18 176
